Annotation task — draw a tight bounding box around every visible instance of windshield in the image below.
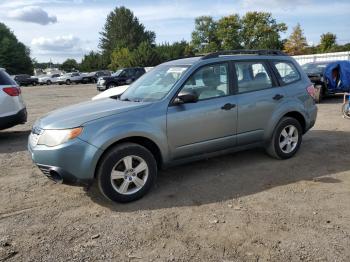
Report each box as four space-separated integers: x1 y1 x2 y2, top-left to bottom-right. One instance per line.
112 69 123 77
120 64 189 102
301 63 328 74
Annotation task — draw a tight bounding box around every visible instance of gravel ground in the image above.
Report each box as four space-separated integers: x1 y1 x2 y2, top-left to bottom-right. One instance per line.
0 84 349 262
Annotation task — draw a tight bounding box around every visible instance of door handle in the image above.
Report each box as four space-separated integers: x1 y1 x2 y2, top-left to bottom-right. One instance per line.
221 103 236 110
273 94 284 100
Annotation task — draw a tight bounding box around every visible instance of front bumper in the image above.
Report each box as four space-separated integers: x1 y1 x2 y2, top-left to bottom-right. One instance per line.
97 84 107 91
28 137 103 186
0 108 27 130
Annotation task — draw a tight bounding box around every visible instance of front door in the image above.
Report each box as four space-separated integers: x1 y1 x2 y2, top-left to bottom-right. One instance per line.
167 62 238 160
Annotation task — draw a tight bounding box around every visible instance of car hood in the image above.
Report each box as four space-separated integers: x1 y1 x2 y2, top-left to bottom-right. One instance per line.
35 98 150 129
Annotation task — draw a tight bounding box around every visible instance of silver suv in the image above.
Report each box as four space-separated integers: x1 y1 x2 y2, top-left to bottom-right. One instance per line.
0 68 27 130
28 50 317 203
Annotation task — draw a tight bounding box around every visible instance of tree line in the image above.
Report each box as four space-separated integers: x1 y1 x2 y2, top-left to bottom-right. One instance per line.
1 6 350 74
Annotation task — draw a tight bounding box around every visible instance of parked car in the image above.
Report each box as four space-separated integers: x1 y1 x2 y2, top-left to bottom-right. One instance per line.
81 70 111 84
13 74 39 86
29 50 317 203
55 72 83 85
0 68 27 130
38 74 61 85
97 67 146 91
92 85 129 100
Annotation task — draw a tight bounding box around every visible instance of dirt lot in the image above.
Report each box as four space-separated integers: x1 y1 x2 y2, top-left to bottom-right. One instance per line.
0 84 349 262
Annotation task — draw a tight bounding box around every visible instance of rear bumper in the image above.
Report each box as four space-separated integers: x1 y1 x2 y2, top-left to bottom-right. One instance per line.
0 108 27 130
305 105 318 132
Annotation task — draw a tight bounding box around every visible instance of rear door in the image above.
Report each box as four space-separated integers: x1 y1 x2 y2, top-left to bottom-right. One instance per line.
233 60 286 145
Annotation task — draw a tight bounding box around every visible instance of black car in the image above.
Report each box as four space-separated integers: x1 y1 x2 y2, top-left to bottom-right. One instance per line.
301 61 331 103
81 70 111 84
13 74 39 86
97 67 146 91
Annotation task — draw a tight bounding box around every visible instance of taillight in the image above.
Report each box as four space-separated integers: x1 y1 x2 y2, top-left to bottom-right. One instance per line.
306 85 316 99
2 87 21 96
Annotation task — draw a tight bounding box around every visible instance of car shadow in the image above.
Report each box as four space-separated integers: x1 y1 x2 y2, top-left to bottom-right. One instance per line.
0 130 31 154
86 130 350 211
322 94 344 104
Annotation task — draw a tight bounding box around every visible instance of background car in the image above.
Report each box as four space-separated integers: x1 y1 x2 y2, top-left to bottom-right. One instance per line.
0 68 27 130
81 70 111 84
55 72 83 85
301 61 331 102
92 85 129 100
97 67 145 91
38 74 61 85
13 74 39 86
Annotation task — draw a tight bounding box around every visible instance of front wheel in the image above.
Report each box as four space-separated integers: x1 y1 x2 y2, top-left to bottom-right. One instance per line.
342 103 350 119
266 117 302 159
97 143 157 203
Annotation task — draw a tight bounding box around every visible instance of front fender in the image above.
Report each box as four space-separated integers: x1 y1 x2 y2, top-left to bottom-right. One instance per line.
79 112 169 163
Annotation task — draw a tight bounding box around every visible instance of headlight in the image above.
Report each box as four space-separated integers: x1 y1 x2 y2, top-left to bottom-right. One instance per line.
37 127 83 147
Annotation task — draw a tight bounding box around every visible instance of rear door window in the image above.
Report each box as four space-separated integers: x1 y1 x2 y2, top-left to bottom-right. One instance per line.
273 61 300 84
234 61 273 93
0 70 17 85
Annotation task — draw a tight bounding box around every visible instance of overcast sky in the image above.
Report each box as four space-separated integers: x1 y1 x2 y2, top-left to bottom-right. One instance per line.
0 0 349 63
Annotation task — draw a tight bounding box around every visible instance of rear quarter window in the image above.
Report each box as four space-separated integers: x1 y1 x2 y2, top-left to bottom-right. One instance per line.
0 70 17 85
273 61 301 85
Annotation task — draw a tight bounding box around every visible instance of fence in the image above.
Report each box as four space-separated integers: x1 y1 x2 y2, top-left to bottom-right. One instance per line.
293 51 350 65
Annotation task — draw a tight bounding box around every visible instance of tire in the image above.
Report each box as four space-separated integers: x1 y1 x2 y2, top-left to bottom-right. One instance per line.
66 79 71 85
46 80 52 85
314 86 322 103
106 83 116 90
32 82 37 86
97 143 157 203
266 117 303 159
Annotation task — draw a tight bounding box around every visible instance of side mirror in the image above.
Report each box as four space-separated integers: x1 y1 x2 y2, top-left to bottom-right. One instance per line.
173 90 198 105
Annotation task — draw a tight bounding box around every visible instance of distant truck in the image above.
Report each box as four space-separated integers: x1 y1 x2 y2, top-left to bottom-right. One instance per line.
38 74 61 85
54 72 84 85
13 74 39 86
97 67 146 91
81 70 111 84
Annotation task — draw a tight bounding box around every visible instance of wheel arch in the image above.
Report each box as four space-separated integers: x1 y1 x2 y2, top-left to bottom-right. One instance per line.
94 136 163 179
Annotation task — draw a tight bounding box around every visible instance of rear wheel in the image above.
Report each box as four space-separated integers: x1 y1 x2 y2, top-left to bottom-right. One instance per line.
342 103 350 119
97 143 157 203
46 80 52 85
32 82 37 86
66 79 71 85
266 117 302 159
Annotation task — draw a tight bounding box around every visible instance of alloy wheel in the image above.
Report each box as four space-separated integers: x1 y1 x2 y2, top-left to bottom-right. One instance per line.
110 155 149 195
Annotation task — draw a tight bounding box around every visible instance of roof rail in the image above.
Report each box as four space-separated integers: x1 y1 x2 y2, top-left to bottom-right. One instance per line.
201 49 287 60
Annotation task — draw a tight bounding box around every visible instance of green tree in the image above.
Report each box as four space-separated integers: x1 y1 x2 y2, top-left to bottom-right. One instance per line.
80 51 106 72
191 16 220 53
0 23 33 75
109 48 133 70
283 23 308 55
217 14 242 50
319 32 337 52
240 12 287 49
156 41 194 61
130 42 161 67
61 59 79 72
99 6 155 64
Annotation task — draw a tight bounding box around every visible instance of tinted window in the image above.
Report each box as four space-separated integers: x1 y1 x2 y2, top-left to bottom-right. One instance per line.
0 70 17 85
182 63 229 100
235 62 272 93
274 62 300 84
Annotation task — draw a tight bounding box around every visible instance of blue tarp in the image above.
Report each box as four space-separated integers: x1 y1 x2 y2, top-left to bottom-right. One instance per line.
324 61 350 93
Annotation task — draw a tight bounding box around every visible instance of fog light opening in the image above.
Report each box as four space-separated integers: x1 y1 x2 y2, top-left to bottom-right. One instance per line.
49 170 63 184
